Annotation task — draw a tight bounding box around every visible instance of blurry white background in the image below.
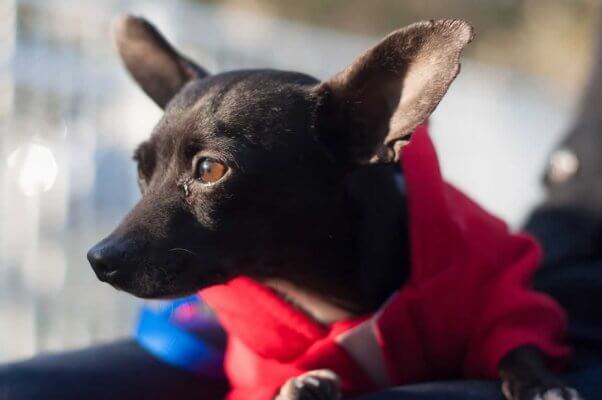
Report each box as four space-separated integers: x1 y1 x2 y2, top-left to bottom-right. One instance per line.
0 0 587 361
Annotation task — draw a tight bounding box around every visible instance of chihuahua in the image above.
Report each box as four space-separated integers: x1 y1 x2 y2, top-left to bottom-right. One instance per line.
88 15 580 400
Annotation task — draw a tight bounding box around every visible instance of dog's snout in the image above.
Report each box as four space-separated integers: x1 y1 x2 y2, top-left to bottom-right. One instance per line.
87 239 125 283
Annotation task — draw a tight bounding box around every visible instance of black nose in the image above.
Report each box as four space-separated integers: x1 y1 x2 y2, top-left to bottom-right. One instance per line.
87 239 124 283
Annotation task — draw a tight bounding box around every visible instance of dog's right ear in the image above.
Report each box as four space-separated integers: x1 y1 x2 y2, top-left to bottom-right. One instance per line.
112 15 208 109
315 19 473 166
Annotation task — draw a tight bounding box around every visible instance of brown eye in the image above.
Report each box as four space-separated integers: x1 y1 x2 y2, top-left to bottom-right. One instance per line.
195 158 227 184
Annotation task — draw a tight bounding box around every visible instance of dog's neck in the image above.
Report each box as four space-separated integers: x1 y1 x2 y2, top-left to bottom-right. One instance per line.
264 279 354 324
344 163 411 311
263 164 410 324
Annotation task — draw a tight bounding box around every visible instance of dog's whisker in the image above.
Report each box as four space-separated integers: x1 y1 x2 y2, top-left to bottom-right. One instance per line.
168 247 198 257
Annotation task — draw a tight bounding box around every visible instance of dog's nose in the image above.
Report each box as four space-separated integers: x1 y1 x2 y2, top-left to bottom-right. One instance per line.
87 240 123 283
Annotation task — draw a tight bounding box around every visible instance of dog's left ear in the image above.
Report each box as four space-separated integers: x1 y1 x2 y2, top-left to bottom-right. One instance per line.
112 15 209 109
316 19 473 164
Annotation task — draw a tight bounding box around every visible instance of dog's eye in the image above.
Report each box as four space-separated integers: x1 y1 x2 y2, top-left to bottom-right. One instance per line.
195 158 227 184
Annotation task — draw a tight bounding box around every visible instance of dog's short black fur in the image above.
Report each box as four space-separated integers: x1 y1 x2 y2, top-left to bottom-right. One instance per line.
87 16 579 400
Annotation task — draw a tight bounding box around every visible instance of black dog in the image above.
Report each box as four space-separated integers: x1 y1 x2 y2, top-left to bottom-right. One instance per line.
88 15 580 400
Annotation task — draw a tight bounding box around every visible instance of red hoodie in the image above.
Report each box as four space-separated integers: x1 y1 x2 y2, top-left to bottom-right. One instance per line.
200 125 569 400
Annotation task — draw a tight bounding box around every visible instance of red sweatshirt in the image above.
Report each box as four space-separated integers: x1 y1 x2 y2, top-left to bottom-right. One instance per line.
200 125 569 400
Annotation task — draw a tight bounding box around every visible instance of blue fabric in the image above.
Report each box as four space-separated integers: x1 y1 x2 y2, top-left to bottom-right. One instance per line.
355 367 602 399
0 339 228 400
134 296 224 378
1 340 600 400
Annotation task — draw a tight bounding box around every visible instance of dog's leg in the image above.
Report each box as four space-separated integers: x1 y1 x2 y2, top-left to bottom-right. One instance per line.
275 370 341 400
499 346 582 400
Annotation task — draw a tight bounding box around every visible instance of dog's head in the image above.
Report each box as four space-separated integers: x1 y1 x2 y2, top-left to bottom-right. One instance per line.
87 16 472 299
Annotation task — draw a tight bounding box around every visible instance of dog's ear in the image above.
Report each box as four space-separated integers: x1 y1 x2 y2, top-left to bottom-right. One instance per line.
316 19 473 164
112 15 208 109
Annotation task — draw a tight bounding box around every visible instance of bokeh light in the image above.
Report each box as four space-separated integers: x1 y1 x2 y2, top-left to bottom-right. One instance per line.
7 143 58 197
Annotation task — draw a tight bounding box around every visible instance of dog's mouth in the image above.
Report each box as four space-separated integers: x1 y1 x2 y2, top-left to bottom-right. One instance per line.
100 263 232 299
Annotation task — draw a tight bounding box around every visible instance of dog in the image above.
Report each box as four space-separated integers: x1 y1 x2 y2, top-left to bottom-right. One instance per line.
87 15 581 400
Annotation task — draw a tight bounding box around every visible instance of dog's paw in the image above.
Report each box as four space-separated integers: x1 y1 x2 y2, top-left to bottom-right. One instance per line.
502 381 583 400
275 369 341 400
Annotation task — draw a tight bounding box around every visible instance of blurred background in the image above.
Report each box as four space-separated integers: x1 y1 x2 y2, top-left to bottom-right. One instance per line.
0 0 598 362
